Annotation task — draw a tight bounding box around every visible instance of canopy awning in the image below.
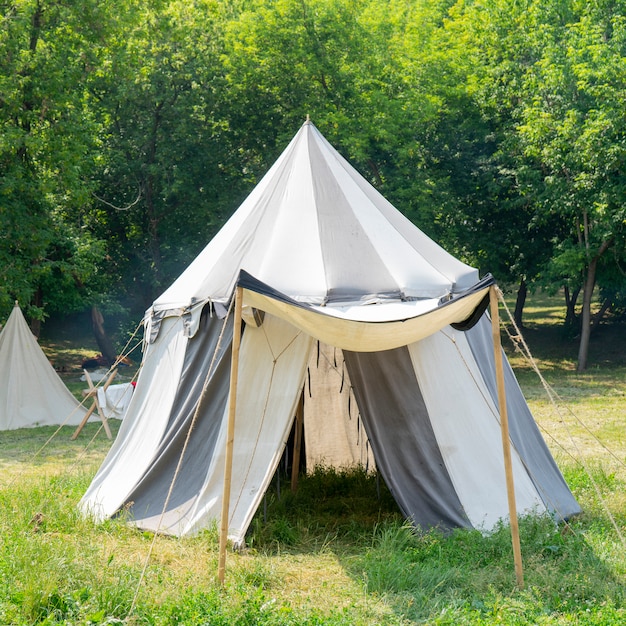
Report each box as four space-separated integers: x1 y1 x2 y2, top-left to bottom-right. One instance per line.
238 271 494 352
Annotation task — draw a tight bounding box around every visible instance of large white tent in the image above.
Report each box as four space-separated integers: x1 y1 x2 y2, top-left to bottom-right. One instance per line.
80 121 579 558
0 304 88 430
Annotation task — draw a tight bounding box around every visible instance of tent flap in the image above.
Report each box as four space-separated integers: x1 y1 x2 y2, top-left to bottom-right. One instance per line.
237 270 495 352
344 346 471 530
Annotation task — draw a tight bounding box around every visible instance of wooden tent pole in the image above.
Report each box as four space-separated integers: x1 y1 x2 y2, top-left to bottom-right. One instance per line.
291 390 305 492
489 285 525 589
218 286 243 585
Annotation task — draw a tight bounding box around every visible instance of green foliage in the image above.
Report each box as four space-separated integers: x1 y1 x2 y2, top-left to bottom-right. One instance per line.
88 0 242 310
219 0 436 199
0 0 118 320
350 513 626 623
2 0 626 355
511 1 626 367
247 465 402 549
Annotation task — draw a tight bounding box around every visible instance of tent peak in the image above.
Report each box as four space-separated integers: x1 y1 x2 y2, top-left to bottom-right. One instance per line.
304 114 311 124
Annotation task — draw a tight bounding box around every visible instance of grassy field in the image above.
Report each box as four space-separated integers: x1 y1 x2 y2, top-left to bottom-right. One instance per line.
0 292 624 625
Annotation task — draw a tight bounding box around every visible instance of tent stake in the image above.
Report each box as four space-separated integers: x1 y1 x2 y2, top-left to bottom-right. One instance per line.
218 286 243 585
489 285 525 589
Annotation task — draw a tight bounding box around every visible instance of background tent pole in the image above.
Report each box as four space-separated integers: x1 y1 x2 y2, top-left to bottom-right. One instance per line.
489 285 525 589
291 390 305 492
218 286 243 585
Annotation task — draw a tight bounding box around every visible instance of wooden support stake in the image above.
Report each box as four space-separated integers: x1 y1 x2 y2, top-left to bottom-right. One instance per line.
490 285 524 589
71 368 117 440
94 370 115 439
291 390 305 492
218 286 243 585
70 399 98 440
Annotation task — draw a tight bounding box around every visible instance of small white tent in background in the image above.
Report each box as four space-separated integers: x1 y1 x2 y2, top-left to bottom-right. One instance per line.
80 121 580 580
0 303 88 430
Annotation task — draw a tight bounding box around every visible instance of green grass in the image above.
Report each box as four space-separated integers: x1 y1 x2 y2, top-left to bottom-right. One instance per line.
0 291 624 624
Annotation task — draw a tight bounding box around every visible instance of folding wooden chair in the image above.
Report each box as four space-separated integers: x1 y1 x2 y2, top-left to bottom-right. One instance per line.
70 368 117 440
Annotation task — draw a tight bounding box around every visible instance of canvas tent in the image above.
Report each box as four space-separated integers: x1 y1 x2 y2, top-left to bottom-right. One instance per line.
0 303 88 430
80 121 580 558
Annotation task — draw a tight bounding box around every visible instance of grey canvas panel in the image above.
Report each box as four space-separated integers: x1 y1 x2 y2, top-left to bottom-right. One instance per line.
465 315 581 520
344 346 472 531
121 307 234 523
307 135 400 300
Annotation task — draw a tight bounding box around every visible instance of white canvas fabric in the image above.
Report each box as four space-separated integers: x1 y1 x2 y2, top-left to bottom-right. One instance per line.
0 304 88 430
154 121 478 311
407 329 546 529
240 278 490 352
81 315 189 519
80 121 579 543
96 383 134 420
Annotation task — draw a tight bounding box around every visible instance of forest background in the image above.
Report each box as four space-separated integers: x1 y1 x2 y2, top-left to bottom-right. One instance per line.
2 0 626 371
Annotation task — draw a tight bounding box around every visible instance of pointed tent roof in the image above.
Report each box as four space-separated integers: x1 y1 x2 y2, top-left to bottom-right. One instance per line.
154 120 479 312
0 304 87 430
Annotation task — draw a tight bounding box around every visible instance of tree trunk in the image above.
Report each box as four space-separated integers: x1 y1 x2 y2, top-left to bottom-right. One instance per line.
91 306 117 366
513 278 527 331
30 287 43 338
577 238 613 371
564 285 581 330
577 267 595 372
591 297 612 332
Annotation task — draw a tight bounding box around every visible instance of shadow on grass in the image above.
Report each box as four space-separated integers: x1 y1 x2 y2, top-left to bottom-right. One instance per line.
0 422 120 469
504 320 626 374
248 467 625 624
340 514 625 623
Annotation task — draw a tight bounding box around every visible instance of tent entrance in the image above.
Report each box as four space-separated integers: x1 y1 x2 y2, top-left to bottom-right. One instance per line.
302 342 376 474
267 339 378 495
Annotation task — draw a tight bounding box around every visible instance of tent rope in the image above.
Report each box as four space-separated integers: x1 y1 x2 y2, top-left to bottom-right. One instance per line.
228 317 307 523
258 317 304 363
495 288 625 547
498 290 625 470
438 317 578 537
126 298 235 621
6 300 219 623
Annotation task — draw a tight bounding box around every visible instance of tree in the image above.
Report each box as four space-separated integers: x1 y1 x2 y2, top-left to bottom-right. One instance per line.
0 0 114 323
517 2 626 369
417 0 569 328
88 0 243 313
219 0 456 238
